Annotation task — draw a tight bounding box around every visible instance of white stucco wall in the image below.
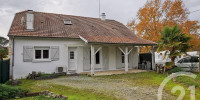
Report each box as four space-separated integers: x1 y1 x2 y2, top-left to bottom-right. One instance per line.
12 37 85 79
10 37 139 79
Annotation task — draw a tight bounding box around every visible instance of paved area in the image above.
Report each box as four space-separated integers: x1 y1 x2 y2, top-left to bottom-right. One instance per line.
48 75 176 100
80 69 149 76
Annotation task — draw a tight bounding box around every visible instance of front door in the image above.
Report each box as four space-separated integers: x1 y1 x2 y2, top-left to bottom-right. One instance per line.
68 48 77 70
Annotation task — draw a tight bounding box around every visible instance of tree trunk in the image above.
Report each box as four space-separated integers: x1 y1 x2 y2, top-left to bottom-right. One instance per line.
170 56 176 68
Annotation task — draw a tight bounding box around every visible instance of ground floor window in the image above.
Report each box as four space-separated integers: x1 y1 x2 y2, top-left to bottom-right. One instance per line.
34 47 50 60
122 52 125 63
96 51 100 64
90 50 100 64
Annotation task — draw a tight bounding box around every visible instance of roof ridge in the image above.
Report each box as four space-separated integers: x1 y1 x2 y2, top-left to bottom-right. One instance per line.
17 10 115 21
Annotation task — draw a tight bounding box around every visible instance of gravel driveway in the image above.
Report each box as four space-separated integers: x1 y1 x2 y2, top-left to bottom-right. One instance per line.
48 76 176 100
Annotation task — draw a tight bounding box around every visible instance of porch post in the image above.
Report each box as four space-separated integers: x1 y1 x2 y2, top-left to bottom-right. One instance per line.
151 46 155 70
125 47 128 72
91 45 95 75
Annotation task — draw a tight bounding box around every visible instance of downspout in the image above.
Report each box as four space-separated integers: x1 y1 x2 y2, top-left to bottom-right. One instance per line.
11 36 15 80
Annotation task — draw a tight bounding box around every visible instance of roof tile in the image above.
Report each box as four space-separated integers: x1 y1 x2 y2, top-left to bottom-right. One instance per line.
8 10 156 45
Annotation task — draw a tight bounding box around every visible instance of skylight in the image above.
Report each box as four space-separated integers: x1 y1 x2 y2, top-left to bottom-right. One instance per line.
63 19 72 25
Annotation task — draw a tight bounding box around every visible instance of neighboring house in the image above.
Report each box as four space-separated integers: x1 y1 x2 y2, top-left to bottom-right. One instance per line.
8 10 157 79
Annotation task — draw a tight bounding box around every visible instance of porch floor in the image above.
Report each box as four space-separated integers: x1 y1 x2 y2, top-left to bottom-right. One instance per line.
80 69 149 76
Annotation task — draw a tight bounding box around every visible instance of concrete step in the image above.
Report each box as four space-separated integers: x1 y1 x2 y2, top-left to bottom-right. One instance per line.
67 70 77 74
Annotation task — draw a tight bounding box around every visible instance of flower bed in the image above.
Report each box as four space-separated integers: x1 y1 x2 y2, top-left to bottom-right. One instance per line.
26 71 66 80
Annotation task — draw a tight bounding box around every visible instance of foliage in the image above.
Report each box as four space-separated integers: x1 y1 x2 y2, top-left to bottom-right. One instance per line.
127 0 200 52
0 36 8 47
0 84 27 99
167 67 183 74
0 48 8 59
158 25 191 68
40 73 54 77
17 95 60 100
165 62 173 69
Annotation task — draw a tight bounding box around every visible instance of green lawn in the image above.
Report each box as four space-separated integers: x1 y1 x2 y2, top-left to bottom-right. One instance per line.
17 96 60 100
97 72 200 100
17 79 116 100
15 72 200 100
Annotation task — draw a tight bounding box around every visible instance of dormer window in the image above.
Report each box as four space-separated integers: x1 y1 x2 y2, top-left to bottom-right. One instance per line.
63 19 72 25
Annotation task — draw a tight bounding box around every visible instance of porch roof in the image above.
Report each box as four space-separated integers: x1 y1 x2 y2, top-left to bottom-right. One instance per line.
79 35 157 46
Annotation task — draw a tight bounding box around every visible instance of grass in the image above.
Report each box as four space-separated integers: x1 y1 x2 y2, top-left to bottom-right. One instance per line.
16 78 117 100
97 72 200 100
13 72 200 100
40 73 54 77
18 96 60 100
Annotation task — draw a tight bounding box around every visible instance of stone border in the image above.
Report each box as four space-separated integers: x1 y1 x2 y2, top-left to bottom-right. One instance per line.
26 72 66 80
25 90 68 100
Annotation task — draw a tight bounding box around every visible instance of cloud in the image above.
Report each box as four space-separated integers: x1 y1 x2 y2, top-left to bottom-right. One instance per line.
0 0 199 38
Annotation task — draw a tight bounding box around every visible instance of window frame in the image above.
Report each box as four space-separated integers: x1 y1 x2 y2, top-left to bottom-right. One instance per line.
34 47 50 61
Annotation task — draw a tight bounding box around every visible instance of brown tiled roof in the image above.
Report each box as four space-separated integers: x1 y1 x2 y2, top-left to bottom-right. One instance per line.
8 10 156 45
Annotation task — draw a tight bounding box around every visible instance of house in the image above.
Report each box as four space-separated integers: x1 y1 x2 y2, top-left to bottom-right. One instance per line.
8 10 157 79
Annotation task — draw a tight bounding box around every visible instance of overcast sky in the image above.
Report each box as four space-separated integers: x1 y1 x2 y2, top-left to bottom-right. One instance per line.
0 0 200 38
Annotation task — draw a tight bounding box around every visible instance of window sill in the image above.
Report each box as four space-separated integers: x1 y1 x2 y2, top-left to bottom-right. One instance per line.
32 59 51 63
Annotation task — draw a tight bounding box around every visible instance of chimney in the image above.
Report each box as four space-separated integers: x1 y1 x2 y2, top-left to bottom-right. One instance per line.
101 13 106 21
26 10 34 31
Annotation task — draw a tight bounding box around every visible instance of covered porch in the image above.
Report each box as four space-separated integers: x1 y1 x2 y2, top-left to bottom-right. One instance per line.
86 44 156 75
79 35 157 75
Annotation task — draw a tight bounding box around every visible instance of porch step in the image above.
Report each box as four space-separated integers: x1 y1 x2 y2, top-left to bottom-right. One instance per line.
67 70 77 74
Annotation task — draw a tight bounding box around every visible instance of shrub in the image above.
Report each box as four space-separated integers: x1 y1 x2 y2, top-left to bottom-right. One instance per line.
165 62 173 69
167 67 183 74
0 84 27 99
0 48 7 59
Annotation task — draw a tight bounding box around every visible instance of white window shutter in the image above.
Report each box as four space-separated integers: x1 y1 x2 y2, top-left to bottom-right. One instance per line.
23 46 34 62
51 46 59 61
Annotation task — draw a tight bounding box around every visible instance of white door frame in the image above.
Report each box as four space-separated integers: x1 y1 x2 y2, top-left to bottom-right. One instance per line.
68 47 77 71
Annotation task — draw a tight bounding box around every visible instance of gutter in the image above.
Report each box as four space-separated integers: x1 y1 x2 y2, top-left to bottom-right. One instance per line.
87 42 157 46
